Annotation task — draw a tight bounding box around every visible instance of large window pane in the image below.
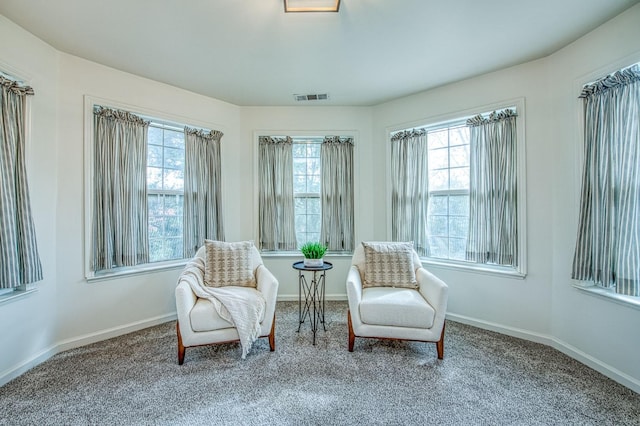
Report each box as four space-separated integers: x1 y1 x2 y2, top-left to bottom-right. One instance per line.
292 139 322 247
449 126 469 146
428 216 448 237
450 145 469 167
164 146 183 169
429 170 449 191
148 126 163 145
428 129 448 149
147 167 162 190
164 130 184 149
449 195 469 216
163 169 184 191
147 124 186 262
449 167 469 190
429 148 448 170
424 121 470 260
148 145 162 167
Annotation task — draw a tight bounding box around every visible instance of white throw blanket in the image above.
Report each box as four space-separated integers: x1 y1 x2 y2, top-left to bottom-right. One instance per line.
179 257 266 359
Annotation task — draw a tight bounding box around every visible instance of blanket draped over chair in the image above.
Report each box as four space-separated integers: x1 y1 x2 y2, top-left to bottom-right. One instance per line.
178 257 266 358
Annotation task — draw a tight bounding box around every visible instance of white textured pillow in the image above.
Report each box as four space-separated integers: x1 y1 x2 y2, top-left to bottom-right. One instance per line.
362 242 418 289
204 240 256 288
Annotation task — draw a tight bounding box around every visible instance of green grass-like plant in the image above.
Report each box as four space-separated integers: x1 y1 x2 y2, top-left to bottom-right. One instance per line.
300 242 327 259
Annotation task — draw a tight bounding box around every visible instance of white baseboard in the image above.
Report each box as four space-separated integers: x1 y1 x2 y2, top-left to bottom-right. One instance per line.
56 313 177 352
446 312 640 394
549 337 640 394
0 313 177 387
3 308 638 394
446 312 553 345
0 345 58 388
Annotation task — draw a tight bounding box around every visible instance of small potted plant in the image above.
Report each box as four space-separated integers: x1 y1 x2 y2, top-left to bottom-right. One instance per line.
300 242 327 267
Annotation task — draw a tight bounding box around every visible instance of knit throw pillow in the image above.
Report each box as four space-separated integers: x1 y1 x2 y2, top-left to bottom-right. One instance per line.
204 240 256 288
362 242 418 289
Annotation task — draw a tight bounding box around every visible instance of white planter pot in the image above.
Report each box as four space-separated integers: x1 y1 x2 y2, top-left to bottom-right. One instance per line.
303 258 324 267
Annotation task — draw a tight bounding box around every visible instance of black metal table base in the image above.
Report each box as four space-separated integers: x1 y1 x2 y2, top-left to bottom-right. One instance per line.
293 261 332 345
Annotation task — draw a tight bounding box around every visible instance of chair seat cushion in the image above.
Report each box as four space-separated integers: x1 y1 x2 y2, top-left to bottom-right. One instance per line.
190 288 266 332
359 287 435 329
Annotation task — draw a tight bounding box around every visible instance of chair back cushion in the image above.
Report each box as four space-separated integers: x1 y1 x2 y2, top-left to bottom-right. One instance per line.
354 242 421 289
202 240 259 288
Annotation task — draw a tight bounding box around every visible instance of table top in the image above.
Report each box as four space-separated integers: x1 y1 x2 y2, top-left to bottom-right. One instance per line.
292 261 333 271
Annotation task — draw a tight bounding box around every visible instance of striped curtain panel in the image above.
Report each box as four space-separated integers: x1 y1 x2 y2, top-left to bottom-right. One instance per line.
0 77 43 289
320 137 354 251
466 110 518 266
258 136 297 251
390 129 430 256
183 128 224 257
572 64 640 297
93 107 149 271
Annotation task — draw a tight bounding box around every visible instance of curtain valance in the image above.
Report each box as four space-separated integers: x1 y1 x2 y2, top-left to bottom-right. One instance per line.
466 109 517 127
0 75 34 96
579 64 640 99
391 129 426 142
185 127 223 140
94 106 148 125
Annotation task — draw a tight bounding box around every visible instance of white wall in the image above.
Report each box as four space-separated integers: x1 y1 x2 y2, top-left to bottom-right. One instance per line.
0 4 639 392
0 15 59 383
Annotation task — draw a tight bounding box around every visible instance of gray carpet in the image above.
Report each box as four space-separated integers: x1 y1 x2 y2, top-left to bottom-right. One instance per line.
0 301 638 425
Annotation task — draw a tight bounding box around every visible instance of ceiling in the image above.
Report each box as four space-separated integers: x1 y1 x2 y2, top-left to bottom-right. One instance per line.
1 0 638 106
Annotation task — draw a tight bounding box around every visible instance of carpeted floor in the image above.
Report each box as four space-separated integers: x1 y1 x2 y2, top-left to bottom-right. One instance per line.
0 301 638 425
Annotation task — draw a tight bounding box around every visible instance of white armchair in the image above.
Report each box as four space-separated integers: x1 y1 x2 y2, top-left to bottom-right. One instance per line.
346 242 448 359
175 244 278 364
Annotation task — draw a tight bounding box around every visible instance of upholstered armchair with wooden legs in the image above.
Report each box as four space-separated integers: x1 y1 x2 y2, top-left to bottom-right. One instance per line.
346 242 448 359
175 243 278 364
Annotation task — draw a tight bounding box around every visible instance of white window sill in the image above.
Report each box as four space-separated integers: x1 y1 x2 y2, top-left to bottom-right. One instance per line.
0 287 38 306
260 251 354 259
86 259 188 283
572 283 640 310
421 257 526 279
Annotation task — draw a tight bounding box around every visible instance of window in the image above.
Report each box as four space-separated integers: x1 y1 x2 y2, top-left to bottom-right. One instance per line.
147 124 185 262
0 72 42 296
293 138 322 247
391 103 525 276
258 134 354 253
426 124 470 260
572 63 640 298
86 99 223 278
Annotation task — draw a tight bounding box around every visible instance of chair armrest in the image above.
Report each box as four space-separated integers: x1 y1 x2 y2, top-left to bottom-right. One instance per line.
346 265 363 315
175 280 197 326
256 264 279 303
416 267 448 314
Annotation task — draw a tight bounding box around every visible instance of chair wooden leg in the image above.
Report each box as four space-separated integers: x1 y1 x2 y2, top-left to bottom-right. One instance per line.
268 314 276 351
347 310 355 352
436 321 446 360
177 321 186 365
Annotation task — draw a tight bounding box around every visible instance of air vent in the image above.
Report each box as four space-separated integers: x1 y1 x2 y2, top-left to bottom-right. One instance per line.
294 93 329 101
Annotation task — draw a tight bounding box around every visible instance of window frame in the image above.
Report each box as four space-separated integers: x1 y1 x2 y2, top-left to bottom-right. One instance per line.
0 66 39 302
386 98 527 278
83 96 221 281
254 130 359 257
570 56 640 307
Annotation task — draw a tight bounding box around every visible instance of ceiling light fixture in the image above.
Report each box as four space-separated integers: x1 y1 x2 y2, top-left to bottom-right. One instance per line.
284 0 340 13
